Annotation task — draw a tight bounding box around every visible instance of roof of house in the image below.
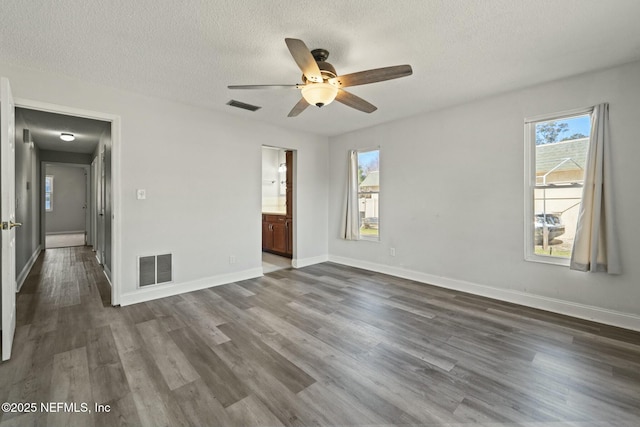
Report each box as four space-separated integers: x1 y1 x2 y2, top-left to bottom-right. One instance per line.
536 138 588 174
360 171 379 188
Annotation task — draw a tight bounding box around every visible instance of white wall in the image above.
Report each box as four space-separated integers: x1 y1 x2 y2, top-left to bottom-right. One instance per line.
0 63 329 304
45 164 86 234
328 60 640 324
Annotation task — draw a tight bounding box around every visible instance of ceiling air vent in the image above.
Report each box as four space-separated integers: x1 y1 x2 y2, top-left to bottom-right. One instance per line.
227 100 261 112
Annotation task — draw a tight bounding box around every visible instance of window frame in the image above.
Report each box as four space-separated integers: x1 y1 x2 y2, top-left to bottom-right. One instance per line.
356 147 380 241
45 175 54 212
524 107 593 266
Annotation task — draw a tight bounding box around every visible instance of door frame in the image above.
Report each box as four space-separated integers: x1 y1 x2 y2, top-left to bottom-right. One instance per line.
261 145 297 266
40 162 91 247
15 98 122 305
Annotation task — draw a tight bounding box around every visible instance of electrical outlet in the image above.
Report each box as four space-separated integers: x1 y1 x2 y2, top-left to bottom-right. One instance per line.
390 247 396 256
229 255 236 264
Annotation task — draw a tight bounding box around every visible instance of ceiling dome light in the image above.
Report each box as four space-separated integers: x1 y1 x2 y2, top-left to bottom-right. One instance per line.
60 132 75 142
301 82 338 108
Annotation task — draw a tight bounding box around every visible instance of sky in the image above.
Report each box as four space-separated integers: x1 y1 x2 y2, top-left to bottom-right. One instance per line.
546 114 591 141
357 150 379 170
563 115 591 137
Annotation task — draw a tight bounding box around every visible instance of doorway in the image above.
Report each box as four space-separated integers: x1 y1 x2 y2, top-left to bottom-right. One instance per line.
42 163 89 249
13 102 119 305
261 146 295 273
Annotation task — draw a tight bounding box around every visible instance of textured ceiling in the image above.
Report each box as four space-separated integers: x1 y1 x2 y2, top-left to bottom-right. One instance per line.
17 108 109 154
2 0 640 137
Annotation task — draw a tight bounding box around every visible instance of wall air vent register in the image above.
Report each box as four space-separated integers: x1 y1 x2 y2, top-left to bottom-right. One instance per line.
138 254 172 287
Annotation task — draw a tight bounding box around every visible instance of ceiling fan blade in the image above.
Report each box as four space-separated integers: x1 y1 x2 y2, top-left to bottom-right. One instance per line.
228 84 301 89
287 98 310 117
335 89 377 113
329 65 413 88
285 38 323 83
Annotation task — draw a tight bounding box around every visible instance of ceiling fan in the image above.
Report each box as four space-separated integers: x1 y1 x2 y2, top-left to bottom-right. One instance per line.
228 38 413 117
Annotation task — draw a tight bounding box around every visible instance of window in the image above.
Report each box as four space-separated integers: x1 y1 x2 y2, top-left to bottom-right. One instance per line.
525 110 591 264
45 175 54 212
357 149 380 240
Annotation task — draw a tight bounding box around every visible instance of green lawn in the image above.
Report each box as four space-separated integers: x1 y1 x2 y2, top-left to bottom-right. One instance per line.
534 247 571 258
359 227 379 237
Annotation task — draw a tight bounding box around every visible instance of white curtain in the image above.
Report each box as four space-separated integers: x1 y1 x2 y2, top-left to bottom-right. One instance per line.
341 150 360 240
570 103 621 274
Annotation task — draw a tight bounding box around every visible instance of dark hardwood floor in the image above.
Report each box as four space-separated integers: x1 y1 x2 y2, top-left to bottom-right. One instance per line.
1 246 639 426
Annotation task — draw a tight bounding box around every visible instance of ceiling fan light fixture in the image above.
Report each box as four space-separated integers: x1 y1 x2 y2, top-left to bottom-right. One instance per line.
301 82 338 107
229 38 413 116
60 132 75 142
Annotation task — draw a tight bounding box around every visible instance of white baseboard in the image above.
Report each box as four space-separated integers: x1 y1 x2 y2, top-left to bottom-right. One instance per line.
119 267 264 306
45 230 85 235
17 245 42 292
328 255 640 332
103 265 112 286
292 254 329 269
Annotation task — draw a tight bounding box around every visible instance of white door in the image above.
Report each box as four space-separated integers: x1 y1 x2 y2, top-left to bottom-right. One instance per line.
89 159 97 247
1 77 17 361
96 148 105 264
83 167 89 245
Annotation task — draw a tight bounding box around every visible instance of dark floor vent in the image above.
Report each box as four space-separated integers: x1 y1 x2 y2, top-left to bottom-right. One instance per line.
227 99 261 112
138 254 173 287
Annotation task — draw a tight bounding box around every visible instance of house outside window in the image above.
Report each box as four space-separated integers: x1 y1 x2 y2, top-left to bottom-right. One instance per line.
357 149 380 240
45 175 54 212
525 111 591 265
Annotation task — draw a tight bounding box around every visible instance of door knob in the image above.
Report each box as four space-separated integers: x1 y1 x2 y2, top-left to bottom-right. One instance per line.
1 221 22 230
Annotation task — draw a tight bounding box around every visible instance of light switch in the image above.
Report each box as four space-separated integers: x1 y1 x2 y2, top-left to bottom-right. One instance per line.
136 189 146 200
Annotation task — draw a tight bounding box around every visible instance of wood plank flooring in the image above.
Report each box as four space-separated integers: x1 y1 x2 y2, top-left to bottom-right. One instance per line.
1 246 640 426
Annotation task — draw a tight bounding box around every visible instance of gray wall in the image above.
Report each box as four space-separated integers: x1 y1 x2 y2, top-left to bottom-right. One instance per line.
45 164 86 234
15 109 41 282
40 150 91 165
